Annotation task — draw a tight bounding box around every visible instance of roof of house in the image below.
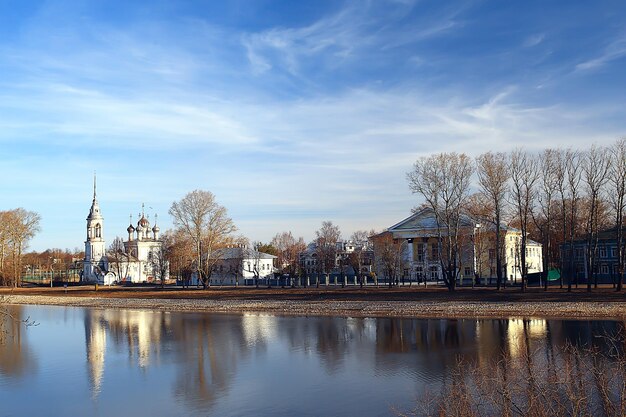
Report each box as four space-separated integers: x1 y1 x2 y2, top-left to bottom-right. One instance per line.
212 247 277 260
388 207 476 233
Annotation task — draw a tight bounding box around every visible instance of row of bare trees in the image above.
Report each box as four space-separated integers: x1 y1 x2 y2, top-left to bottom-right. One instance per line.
0 209 41 287
407 138 625 292
82 138 624 293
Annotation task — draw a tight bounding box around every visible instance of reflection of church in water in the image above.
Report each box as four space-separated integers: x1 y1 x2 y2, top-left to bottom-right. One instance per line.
84 309 170 397
82 177 167 284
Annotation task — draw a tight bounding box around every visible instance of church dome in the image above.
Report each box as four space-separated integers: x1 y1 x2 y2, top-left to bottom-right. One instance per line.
152 224 160 233
138 216 150 228
127 224 135 233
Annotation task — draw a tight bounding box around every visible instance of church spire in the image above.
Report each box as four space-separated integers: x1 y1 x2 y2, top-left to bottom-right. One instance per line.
87 173 102 221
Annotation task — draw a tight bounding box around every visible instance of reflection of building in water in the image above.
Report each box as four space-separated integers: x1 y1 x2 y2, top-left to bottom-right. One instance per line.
506 319 547 358
84 308 250 412
84 310 107 397
105 309 168 368
241 314 277 346
84 308 172 398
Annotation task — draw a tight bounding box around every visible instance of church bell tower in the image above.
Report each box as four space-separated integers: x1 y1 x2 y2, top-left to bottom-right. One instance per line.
83 174 108 282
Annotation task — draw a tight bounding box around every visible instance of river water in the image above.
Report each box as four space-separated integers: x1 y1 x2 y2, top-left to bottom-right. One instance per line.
0 304 623 416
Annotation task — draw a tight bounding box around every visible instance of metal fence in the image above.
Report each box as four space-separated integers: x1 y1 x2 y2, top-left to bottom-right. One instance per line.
21 270 82 285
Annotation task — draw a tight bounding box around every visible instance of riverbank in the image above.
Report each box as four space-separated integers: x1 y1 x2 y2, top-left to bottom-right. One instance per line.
1 286 625 319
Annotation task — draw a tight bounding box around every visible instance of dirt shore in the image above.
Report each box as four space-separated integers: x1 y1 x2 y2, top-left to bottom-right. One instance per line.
1 286 625 320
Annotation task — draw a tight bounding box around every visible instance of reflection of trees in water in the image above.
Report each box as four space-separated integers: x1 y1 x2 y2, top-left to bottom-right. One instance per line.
558 320 625 353
80 308 626 413
168 314 249 411
0 305 35 378
274 316 373 374
314 317 355 372
406 330 626 416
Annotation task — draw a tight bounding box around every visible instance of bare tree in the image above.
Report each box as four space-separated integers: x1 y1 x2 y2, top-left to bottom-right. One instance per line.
581 145 611 291
150 231 172 288
0 211 10 283
476 152 509 290
509 149 540 292
169 190 237 289
608 138 626 291
271 231 306 285
407 152 474 291
2 209 41 287
167 230 195 288
465 193 492 286
347 229 375 287
371 232 407 288
223 235 249 287
242 242 267 288
315 221 341 277
107 237 131 283
534 149 560 290
564 149 583 290
554 148 568 288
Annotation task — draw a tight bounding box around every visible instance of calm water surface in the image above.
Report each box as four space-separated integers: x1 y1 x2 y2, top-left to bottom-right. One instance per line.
0 305 623 417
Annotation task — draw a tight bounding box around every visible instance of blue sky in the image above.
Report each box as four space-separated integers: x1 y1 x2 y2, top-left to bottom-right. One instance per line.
1 0 625 251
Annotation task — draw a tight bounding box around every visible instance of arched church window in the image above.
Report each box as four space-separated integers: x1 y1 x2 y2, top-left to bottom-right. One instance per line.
95 224 101 238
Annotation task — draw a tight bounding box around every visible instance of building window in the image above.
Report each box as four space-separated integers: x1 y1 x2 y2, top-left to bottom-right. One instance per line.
416 244 425 262
431 244 438 260
599 246 607 258
464 266 471 277
611 247 618 258
600 264 609 274
415 266 423 279
430 265 438 280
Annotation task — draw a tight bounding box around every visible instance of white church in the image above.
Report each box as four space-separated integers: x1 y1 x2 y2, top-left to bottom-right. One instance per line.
82 179 168 285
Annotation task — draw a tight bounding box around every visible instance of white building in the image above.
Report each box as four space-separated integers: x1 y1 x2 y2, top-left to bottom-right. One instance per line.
299 240 373 276
189 247 276 286
385 208 543 284
82 178 168 285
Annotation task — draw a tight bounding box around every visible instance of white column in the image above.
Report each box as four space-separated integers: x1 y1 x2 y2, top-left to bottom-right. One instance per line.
407 239 414 281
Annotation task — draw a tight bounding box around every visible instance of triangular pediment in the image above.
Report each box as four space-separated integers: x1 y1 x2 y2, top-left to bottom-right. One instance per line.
388 207 475 233
388 208 440 232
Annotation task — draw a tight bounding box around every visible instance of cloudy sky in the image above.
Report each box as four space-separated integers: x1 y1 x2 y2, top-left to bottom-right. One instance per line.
1 0 625 251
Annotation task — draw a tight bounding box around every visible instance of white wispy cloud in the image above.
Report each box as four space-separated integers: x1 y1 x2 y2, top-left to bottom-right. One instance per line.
575 35 626 72
523 33 545 48
241 0 459 76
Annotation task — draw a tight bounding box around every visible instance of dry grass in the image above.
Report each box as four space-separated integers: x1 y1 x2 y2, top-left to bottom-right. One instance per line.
400 342 626 417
